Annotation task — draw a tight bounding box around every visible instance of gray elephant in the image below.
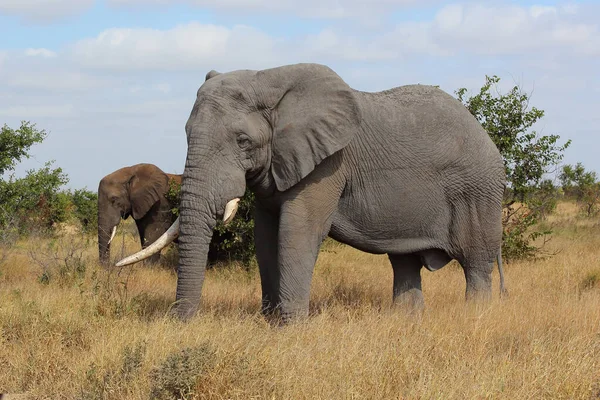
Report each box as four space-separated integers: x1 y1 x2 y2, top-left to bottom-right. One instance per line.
117 63 506 323
98 163 181 265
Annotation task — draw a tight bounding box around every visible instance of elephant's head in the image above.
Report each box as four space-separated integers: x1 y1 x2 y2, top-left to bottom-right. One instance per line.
98 163 178 265
116 63 361 318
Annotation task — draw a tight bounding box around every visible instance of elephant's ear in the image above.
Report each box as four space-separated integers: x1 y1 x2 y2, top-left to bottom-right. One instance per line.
205 70 221 81
269 64 361 192
129 171 168 219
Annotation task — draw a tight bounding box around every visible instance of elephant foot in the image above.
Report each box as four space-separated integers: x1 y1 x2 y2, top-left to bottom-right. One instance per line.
170 299 201 322
464 261 494 302
260 295 280 316
393 289 425 314
465 290 493 305
278 301 310 325
261 302 283 325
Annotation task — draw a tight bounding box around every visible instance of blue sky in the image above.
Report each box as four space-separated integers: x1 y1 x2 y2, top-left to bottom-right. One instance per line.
0 0 598 189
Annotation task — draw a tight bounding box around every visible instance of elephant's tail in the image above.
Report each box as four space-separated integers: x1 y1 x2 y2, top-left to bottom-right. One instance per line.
497 250 508 298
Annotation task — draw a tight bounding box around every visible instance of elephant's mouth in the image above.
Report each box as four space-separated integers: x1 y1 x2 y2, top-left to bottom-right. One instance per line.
121 211 130 220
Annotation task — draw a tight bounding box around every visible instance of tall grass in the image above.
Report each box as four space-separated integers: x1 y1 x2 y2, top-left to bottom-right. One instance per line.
1 202 599 399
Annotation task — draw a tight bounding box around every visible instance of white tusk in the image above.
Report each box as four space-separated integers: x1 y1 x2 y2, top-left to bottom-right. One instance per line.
107 226 117 245
115 217 180 267
223 198 241 225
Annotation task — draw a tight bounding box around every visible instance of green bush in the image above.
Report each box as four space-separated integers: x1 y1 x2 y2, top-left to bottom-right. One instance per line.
209 190 255 266
0 121 46 175
69 188 99 233
527 179 559 221
0 161 70 234
559 163 600 217
150 343 216 400
0 121 101 239
0 121 77 237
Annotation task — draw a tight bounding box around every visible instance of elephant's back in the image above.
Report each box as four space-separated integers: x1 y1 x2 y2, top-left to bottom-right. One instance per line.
350 86 505 213
354 85 504 177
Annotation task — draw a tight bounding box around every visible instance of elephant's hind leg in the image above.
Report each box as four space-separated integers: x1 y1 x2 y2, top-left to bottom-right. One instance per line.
453 200 501 302
462 258 494 302
388 253 424 312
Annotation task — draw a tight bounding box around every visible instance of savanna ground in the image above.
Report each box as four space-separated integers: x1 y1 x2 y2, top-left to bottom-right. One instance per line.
0 201 599 399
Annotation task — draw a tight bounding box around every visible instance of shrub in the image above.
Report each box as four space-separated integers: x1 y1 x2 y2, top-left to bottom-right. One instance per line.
0 120 46 175
165 177 181 221
150 343 217 400
527 179 559 221
0 161 70 234
81 341 147 400
209 189 255 266
579 271 600 293
69 188 99 233
0 121 74 237
559 163 600 217
29 234 91 286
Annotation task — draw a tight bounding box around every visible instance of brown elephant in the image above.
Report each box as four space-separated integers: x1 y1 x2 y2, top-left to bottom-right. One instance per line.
97 163 181 265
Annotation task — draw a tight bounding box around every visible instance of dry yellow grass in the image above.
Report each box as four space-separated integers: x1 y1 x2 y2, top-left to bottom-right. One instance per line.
1 203 600 399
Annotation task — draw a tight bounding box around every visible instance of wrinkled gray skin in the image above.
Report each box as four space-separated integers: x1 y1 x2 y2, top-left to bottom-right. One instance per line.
174 63 505 322
98 163 181 265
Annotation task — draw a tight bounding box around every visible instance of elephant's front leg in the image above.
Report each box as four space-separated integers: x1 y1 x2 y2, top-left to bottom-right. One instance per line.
136 219 164 265
254 203 280 316
276 189 341 322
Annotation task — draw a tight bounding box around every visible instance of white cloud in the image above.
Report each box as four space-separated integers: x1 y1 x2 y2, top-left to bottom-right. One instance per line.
424 4 600 57
71 23 283 71
24 48 57 58
299 29 399 61
70 3 599 75
7 71 107 91
0 104 74 118
530 5 557 19
561 4 579 15
153 83 171 93
0 51 111 91
107 0 427 19
0 0 94 23
81 99 189 116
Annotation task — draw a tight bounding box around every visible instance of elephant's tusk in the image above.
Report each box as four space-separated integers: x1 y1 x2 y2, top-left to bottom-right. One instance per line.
107 226 117 245
223 198 241 225
115 217 180 267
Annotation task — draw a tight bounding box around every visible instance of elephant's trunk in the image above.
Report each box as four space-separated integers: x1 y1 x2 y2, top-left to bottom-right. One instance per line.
98 226 110 266
97 191 122 266
98 217 118 266
174 165 224 319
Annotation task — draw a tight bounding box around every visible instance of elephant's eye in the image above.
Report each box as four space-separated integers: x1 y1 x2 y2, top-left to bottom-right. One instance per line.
236 135 252 150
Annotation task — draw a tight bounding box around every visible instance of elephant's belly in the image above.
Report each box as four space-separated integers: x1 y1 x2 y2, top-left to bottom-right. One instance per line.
328 221 440 255
328 181 450 256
